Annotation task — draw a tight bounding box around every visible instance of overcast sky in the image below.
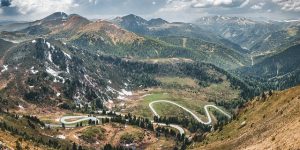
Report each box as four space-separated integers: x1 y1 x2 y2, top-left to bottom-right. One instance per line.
0 0 299 22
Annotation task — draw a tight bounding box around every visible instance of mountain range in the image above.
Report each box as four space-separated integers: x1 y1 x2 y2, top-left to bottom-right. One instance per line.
0 12 258 109
0 12 300 150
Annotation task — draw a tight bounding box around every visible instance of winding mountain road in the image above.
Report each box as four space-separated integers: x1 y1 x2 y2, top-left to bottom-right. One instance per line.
60 116 100 125
149 100 231 125
48 100 231 135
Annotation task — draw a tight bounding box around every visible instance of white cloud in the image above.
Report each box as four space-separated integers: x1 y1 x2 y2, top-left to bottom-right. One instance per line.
10 0 79 18
251 5 261 9
273 0 300 12
158 0 191 12
251 2 265 10
89 0 98 5
159 0 248 11
239 0 249 8
193 0 233 8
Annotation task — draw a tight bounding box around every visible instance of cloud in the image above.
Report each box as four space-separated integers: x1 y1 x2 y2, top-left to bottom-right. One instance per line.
158 0 190 12
10 0 79 15
1 0 299 22
251 2 265 10
239 0 249 8
273 0 300 12
193 0 233 8
1 0 11 7
159 0 249 11
88 0 98 5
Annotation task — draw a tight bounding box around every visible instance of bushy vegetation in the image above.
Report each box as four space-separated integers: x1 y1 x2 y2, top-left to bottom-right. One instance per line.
79 126 106 143
0 111 73 149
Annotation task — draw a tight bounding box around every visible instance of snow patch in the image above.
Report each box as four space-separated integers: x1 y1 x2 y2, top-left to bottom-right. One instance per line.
63 51 72 59
56 93 61 97
66 64 70 73
1 65 8 72
264 35 271 42
117 96 126 100
48 51 53 62
46 42 51 49
18 105 24 110
32 40 36 43
46 67 59 76
84 75 95 87
119 89 132 96
107 86 116 93
46 67 65 83
56 135 66 139
30 66 39 74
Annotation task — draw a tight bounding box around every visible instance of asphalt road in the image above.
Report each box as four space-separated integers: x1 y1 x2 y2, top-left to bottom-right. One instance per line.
48 100 231 135
149 100 231 125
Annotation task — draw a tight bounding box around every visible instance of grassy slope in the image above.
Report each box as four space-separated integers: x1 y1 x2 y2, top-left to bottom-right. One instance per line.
0 39 14 58
158 36 249 69
122 82 238 122
192 85 300 150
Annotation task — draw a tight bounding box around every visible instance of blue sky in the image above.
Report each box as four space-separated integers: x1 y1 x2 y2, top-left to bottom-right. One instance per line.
0 0 299 22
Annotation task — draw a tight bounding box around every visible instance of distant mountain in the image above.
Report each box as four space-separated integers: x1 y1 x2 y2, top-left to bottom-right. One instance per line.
66 19 247 69
0 12 90 34
0 21 33 32
113 14 246 54
0 20 27 26
239 44 300 90
194 16 287 50
42 12 68 22
113 14 149 34
148 18 169 26
0 13 251 69
250 26 300 54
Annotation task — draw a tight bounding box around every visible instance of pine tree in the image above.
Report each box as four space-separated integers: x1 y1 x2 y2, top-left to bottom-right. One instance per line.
72 142 77 150
62 123 65 129
104 144 113 150
78 145 83 150
15 140 22 150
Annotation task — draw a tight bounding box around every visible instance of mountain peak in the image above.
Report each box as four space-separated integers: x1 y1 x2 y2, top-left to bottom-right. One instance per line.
42 12 68 21
121 14 148 24
148 18 169 26
196 15 257 25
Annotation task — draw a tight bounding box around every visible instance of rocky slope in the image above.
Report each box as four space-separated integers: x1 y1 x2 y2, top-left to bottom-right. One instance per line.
0 36 253 109
194 85 300 150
